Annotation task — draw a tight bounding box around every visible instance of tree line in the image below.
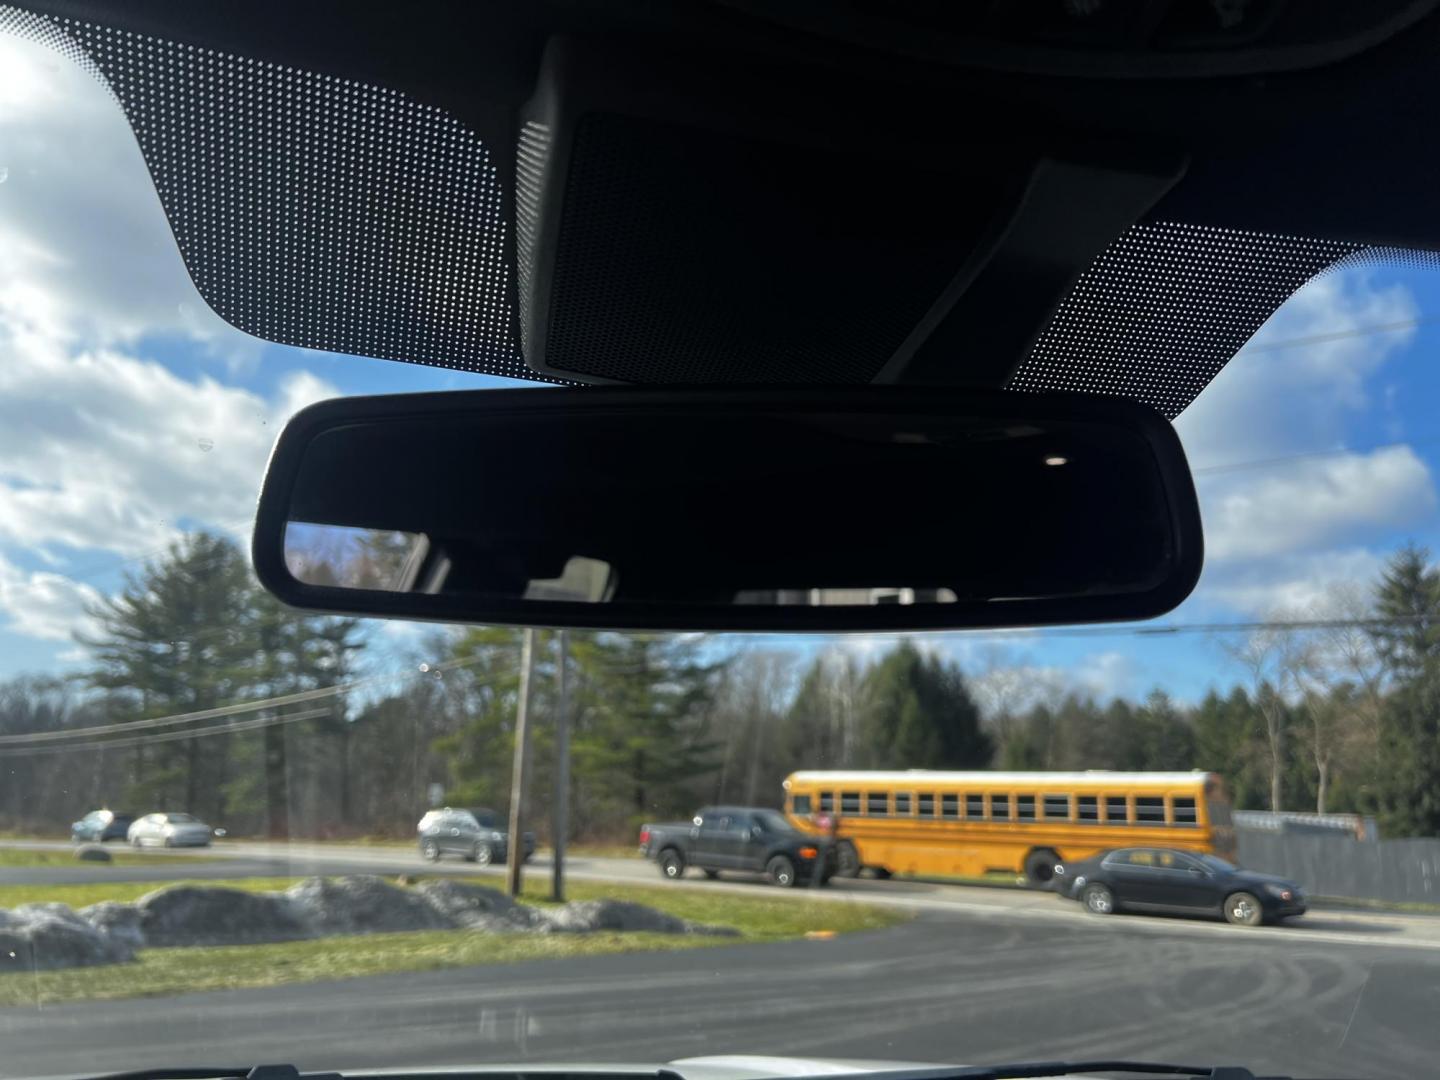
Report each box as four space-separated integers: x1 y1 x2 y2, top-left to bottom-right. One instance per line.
1 533 1439 840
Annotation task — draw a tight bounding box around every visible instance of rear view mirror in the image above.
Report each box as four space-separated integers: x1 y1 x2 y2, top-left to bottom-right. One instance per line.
252 387 1201 631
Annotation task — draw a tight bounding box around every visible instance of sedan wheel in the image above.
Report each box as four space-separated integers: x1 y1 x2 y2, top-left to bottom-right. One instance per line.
421 839 440 862
1083 883 1115 915
1225 891 1264 926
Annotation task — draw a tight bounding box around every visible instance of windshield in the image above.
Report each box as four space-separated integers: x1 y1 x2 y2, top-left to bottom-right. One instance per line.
3 22 1440 1080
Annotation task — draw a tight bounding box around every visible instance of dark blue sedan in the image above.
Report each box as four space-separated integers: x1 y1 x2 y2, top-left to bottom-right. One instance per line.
71 809 135 843
1054 847 1307 926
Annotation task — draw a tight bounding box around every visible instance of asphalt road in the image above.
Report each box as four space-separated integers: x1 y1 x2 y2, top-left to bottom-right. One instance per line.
2 907 1437 1080
4 841 1440 1079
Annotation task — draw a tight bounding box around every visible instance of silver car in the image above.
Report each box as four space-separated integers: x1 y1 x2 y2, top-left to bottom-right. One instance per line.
127 811 214 848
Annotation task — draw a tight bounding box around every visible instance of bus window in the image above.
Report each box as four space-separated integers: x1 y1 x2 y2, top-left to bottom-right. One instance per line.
793 794 812 815
1043 794 1070 820
1016 795 1035 821
1172 796 1198 825
819 792 834 812
990 794 1011 821
1105 795 1129 823
1136 796 1165 823
1077 796 1098 823
965 793 984 819
918 793 935 818
841 791 860 814
941 793 959 818
895 792 912 816
866 792 888 816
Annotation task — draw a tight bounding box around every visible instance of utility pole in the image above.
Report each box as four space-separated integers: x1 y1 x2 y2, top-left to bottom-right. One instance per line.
551 628 571 902
506 628 537 897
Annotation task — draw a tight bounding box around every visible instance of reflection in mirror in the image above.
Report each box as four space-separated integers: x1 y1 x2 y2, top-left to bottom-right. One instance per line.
284 523 428 592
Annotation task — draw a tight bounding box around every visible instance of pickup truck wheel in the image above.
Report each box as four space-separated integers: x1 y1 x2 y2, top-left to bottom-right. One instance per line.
767 854 797 888
659 849 686 880
703 869 720 880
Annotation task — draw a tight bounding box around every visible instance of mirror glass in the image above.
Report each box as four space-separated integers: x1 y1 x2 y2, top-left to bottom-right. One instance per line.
255 388 1201 630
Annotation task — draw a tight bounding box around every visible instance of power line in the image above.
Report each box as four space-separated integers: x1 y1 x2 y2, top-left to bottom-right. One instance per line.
0 654 482 746
0 706 332 758
1232 315 1435 356
1192 435 1440 477
0 642 653 747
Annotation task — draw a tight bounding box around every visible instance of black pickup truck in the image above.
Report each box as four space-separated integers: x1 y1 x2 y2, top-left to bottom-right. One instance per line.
638 805 831 887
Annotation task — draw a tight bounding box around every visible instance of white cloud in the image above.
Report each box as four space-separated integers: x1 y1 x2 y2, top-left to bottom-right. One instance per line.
1199 445 1434 562
1177 269 1418 467
0 318 339 559
1198 547 1385 617
0 35 339 648
0 34 258 363
0 553 101 641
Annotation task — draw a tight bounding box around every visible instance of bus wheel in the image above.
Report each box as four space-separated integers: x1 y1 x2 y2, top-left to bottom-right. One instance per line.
870 867 892 880
1023 849 1061 888
834 841 860 878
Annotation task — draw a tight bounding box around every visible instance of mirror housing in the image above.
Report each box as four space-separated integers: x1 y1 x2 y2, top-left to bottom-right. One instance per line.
253 386 1202 631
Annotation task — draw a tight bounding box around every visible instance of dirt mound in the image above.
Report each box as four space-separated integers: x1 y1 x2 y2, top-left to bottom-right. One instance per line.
541 899 738 936
0 874 739 970
136 886 309 946
79 901 145 950
287 875 455 935
415 879 542 930
0 903 134 971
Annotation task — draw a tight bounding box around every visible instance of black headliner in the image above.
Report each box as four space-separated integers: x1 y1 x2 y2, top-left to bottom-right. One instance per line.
11 0 1440 397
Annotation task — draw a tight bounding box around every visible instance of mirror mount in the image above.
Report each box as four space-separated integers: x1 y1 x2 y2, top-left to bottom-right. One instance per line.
253 386 1202 632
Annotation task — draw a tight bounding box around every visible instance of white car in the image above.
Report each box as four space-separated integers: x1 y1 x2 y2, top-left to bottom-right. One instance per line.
127 812 215 848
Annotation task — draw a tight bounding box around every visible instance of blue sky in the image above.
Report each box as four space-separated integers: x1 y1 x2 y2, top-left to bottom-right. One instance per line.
2 31 1438 709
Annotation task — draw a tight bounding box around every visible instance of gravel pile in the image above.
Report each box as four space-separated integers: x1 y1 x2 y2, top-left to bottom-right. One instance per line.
0 902 135 972
79 901 145 950
541 898 737 936
287 876 454 935
135 885 311 946
414 879 543 931
0 875 735 970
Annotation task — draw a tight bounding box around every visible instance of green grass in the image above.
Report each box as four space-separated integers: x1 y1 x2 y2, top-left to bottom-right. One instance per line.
0 875 906 1006
0 848 219 870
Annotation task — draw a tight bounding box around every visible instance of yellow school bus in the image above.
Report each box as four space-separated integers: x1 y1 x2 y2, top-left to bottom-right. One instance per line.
783 769 1235 887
